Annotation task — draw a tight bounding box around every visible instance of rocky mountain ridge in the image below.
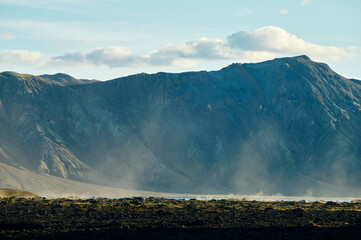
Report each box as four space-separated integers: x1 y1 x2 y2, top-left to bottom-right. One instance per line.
1 55 361 196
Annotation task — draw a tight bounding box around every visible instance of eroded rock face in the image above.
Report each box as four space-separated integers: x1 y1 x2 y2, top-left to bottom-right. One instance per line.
1 56 361 196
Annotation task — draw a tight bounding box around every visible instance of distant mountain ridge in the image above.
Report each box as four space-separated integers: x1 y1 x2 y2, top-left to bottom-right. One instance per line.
39 73 98 85
1 55 361 196
0 71 97 87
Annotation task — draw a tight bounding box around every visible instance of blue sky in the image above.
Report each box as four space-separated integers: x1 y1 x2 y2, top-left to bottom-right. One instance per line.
0 0 360 80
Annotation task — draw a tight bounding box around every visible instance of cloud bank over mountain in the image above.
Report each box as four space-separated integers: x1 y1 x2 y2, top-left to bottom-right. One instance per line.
0 26 358 70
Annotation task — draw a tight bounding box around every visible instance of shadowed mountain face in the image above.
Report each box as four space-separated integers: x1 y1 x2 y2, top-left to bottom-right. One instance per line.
1 56 361 196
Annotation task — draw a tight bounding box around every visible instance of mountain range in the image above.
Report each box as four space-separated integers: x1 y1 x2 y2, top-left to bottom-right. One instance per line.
1 55 361 197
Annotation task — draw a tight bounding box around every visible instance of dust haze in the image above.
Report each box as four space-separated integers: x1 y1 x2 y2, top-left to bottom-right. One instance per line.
1 57 361 198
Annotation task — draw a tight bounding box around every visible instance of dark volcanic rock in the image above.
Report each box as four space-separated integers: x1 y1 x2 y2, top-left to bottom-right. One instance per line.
1 197 361 240
1 56 361 196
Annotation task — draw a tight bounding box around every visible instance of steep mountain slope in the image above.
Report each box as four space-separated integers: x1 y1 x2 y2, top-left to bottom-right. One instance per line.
0 162 164 197
1 56 361 196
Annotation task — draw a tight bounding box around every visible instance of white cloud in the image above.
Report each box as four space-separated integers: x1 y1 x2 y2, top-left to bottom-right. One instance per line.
0 19 137 43
171 58 198 68
227 26 352 61
148 38 234 61
279 9 289 15
0 26 357 70
0 50 46 67
238 8 252 18
237 51 276 63
0 32 14 40
86 46 131 67
53 46 132 68
0 0 89 12
300 0 312 6
53 38 239 68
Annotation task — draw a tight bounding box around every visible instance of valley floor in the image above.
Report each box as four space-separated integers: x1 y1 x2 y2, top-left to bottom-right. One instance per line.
1 197 361 239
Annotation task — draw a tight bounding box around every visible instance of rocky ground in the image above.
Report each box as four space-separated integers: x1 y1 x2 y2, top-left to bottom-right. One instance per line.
1 197 361 239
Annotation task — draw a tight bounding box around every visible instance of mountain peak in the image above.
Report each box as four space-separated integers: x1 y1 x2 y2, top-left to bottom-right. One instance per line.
1 71 36 81
43 73 75 81
39 73 97 86
224 55 313 70
274 55 311 61
294 55 311 60
269 55 313 66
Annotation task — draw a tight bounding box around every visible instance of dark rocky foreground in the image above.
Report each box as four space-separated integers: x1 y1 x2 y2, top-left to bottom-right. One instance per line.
1 197 361 239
